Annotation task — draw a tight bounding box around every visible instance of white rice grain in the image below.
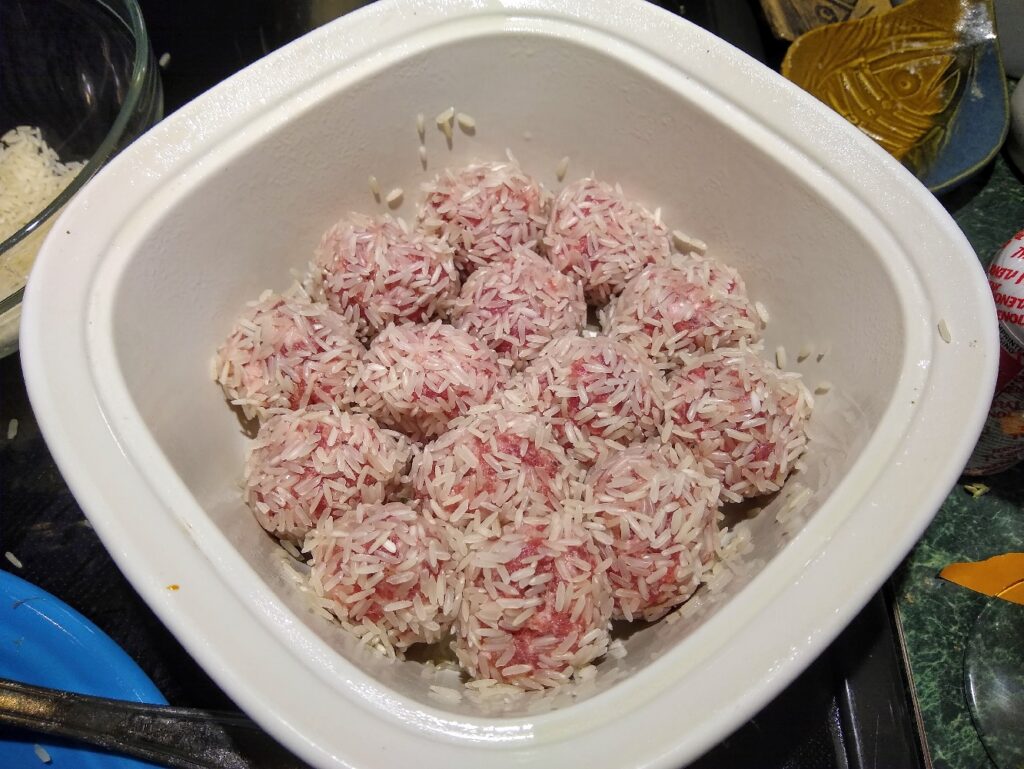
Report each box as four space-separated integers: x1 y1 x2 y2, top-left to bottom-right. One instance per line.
556 156 570 181
6 418 17 440
456 112 476 132
34 744 51 764
4 551 22 569
436 107 455 141
754 300 770 325
938 319 951 344
775 345 788 369
385 188 404 207
671 229 707 255
1 126 84 245
368 175 381 200
429 685 463 704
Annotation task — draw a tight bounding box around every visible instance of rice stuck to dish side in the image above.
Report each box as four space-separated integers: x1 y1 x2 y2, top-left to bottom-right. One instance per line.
353 320 506 441
584 443 721 621
411 406 582 532
449 247 586 369
214 289 364 421
312 213 459 341
544 178 670 305
243 407 412 541
418 160 549 277
451 512 613 689
215 154 819 697
499 334 668 467
665 346 812 500
305 501 460 653
601 255 764 370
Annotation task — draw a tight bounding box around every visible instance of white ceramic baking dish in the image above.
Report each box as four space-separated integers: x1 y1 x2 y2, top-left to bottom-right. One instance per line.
21 1 997 766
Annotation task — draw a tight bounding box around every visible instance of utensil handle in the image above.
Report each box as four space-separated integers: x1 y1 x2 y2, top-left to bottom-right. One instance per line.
0 677 304 769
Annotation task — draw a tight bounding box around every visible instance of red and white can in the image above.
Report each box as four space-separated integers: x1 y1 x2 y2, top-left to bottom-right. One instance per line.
965 229 1024 475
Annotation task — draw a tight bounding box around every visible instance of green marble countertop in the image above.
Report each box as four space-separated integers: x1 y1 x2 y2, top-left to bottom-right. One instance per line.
894 153 1024 769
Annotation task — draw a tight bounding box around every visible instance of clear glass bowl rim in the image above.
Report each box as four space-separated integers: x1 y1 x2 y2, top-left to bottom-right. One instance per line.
0 0 157 308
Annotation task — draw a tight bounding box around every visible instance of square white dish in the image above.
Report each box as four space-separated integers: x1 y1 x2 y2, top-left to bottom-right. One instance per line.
21 1 997 767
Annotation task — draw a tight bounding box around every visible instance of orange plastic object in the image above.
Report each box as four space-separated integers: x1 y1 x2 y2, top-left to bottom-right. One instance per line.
939 553 1024 604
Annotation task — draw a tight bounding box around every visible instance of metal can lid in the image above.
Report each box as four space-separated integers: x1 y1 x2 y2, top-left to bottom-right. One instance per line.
988 229 1024 349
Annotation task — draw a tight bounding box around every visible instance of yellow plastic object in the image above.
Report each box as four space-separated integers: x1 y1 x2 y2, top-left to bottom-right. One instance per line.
781 0 988 175
939 553 1024 605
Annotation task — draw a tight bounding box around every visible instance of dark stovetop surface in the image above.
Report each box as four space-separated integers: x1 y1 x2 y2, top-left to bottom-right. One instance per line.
0 2 929 767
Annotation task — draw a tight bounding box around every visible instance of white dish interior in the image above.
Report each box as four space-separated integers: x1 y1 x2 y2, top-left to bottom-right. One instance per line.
22 3 996 767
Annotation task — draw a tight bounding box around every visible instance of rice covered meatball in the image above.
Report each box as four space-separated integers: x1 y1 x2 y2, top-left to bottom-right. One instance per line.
585 443 721 621
499 334 668 466
665 347 812 500
544 178 670 305
313 213 458 340
451 514 613 689
411 407 581 531
449 247 586 369
601 256 764 370
243 408 412 540
418 160 549 276
353 321 505 441
214 290 363 421
305 501 459 653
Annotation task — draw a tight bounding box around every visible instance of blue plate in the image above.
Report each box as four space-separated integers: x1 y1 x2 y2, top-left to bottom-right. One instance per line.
919 33 1010 195
0 570 167 768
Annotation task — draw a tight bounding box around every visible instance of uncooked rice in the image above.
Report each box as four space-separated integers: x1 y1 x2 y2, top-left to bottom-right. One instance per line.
419 160 549 276
353 320 505 440
243 407 411 541
601 254 764 370
1 126 83 245
499 333 669 467
215 155 821 697
665 346 812 501
6 418 17 440
583 442 721 621
214 288 364 422
452 512 612 688
556 156 570 181
412 406 582 531
545 177 670 304
775 345 788 369
437 112 454 143
449 247 586 369
306 501 459 650
33 744 51 764
311 212 458 341
670 229 707 256
755 300 770 325
5 551 22 569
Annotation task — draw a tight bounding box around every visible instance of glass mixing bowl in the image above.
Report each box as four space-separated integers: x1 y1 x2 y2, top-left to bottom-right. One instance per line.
0 0 163 357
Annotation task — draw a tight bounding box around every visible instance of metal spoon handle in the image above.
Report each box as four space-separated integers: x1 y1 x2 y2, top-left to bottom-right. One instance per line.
0 677 306 769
